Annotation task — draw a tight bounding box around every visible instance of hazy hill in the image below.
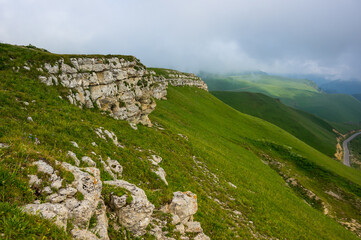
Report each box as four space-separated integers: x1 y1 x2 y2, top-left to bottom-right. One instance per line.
321 79 361 95
202 73 361 123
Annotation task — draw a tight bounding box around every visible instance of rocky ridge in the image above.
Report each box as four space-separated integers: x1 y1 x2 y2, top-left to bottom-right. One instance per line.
32 58 207 127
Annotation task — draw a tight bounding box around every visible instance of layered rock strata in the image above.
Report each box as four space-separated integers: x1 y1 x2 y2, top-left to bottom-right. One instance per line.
36 58 207 126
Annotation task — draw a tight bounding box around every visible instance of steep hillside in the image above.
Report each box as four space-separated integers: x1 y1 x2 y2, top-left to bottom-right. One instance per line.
202 73 361 123
1 44 361 240
211 91 337 156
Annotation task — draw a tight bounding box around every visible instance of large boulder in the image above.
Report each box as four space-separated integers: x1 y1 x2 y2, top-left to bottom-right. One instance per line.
104 180 154 236
164 191 198 224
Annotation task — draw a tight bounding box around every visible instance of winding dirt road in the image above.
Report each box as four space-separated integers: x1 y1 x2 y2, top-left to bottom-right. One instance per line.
343 132 361 166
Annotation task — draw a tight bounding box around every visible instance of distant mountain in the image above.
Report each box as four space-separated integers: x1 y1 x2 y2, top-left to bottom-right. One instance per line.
202 72 361 123
321 79 361 95
281 73 331 86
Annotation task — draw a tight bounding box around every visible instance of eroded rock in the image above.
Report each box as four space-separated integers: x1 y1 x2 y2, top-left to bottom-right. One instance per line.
105 180 154 236
163 191 198 223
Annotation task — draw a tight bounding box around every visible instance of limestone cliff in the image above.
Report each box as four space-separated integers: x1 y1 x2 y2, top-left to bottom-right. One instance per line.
35 58 207 127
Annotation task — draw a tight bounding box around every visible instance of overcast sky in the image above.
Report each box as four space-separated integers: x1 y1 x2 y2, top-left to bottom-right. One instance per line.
1 0 361 80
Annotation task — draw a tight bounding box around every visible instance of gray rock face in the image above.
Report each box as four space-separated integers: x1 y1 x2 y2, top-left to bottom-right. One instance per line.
106 158 123 177
67 151 81 166
32 160 54 175
24 161 109 240
37 57 207 126
165 191 198 223
194 233 211 240
81 156 97 167
154 167 168 186
105 180 155 236
28 174 42 187
23 203 69 228
154 191 210 240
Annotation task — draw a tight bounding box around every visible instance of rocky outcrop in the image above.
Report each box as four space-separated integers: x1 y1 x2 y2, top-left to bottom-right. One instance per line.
150 69 208 91
23 160 110 240
35 58 207 127
163 191 198 224
104 180 155 236
24 158 210 239
161 191 210 240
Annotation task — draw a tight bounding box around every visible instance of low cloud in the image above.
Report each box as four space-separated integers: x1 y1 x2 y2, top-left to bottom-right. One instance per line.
1 0 361 80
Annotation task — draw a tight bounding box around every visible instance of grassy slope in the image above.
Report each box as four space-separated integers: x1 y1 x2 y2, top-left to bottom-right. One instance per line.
202 73 361 123
211 91 337 157
1 44 361 239
152 87 361 239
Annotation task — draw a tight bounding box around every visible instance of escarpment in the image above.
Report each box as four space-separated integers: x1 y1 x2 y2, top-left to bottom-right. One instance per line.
33 57 207 127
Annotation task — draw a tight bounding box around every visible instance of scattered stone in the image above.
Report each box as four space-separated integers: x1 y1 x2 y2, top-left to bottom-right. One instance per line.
0 143 9 149
194 233 210 240
103 129 124 148
325 190 342 200
100 159 116 180
27 116 34 122
106 158 123 177
59 187 77 197
129 123 138 130
175 223 185 234
22 203 69 229
177 134 188 141
64 198 81 210
81 156 96 167
23 101 29 106
153 167 168 186
228 182 237 189
91 142 97 147
163 191 198 223
185 221 203 233
50 176 63 190
28 174 42 187
95 128 107 140
70 141 79 148
71 228 99 240
67 151 81 166
23 66 30 71
33 160 54 175
149 155 162 165
43 186 53 194
46 193 67 203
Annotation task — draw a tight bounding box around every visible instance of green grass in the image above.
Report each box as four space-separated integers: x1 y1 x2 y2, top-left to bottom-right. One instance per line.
202 73 361 123
1 43 361 239
151 86 361 239
211 91 337 157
